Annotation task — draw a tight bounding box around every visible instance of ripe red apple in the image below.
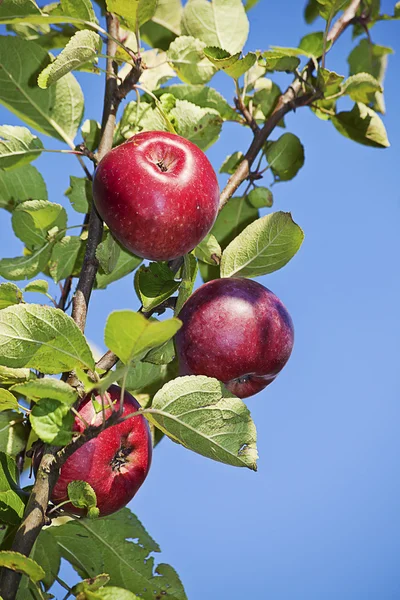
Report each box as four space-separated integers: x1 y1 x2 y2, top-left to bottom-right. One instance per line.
175 278 294 398
51 385 152 517
92 131 220 261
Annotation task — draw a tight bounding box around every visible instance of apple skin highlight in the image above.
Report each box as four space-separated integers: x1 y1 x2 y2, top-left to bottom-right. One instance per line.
175 278 294 399
93 131 220 261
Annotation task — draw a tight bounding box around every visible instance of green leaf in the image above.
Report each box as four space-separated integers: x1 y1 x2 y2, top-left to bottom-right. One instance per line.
0 125 43 170
30 529 61 591
0 303 95 373
11 377 77 405
219 151 244 174
0 243 53 281
0 411 28 456
298 31 327 57
0 36 84 142
95 232 121 275
0 283 23 310
143 338 176 365
174 253 198 315
49 508 187 599
212 195 259 249
60 0 97 23
203 46 241 69
220 211 304 278
331 102 390 148
224 52 257 79
194 234 221 265
73 574 111 595
81 119 101 152
169 99 222 150
152 84 239 121
0 551 44 582
247 186 273 208
83 588 140 599
0 0 42 18
304 0 320 22
124 360 168 394
135 263 180 312
265 132 305 181
65 175 92 214
68 481 99 518
348 39 393 113
316 0 350 20
0 164 47 212
181 0 249 54
167 36 216 84
342 72 382 103
0 366 34 385
12 200 67 250
105 311 182 364
96 246 142 289
49 235 82 282
148 375 258 470
140 0 182 51
38 29 101 88
0 452 26 524
30 398 73 444
261 51 300 72
311 68 344 120
0 389 20 413
24 279 49 294
106 0 157 29
138 49 175 91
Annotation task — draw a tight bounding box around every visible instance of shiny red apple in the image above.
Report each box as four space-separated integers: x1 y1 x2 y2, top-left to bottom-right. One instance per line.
92 131 220 261
51 385 152 517
175 278 294 398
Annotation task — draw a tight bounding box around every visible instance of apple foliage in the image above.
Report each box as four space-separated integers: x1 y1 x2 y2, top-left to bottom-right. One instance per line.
0 0 397 598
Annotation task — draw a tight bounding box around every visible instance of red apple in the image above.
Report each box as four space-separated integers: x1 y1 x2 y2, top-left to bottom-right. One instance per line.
92 131 220 261
51 385 152 517
175 278 294 398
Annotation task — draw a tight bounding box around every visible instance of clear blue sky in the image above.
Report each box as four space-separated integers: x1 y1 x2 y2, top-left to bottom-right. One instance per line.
1 2 399 598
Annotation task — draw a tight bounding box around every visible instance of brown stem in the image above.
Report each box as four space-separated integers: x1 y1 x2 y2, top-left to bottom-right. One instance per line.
234 95 260 134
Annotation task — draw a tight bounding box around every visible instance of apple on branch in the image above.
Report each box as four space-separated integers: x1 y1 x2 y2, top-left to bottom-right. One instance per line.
93 131 220 261
175 278 294 399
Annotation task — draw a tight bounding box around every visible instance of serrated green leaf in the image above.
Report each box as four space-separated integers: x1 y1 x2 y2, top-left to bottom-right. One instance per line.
0 551 45 582
106 0 157 29
167 36 216 84
203 46 241 69
169 99 222 150
49 235 82 282
12 200 67 250
105 311 182 364
0 125 43 170
138 48 175 91
0 35 84 142
0 283 23 310
331 102 390 148
265 132 305 181
0 164 47 212
68 481 99 518
220 211 304 278
38 29 101 88
0 0 42 18
247 187 273 208
0 303 95 373
11 377 77 405
0 243 53 281
0 389 20 413
224 52 256 79
174 253 198 315
96 232 121 275
65 175 92 214
181 0 249 54
30 397 73 444
148 375 258 469
194 233 221 265
96 246 142 289
60 0 97 23
261 51 300 72
151 84 240 121
140 0 182 51
0 411 28 456
0 366 34 385
24 279 49 294
219 151 244 174
135 263 180 312
342 72 382 103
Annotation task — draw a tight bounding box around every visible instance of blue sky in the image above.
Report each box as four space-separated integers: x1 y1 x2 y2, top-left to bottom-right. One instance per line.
1 1 399 598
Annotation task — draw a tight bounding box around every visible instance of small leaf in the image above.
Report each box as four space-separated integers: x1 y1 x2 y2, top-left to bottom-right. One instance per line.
60 0 97 23
316 0 350 21
342 72 383 104
65 176 92 214
73 574 111 595
0 244 53 281
11 377 77 405
68 481 99 518
0 304 95 373
0 164 47 212
49 236 82 282
0 283 23 310
0 551 45 583
174 254 198 315
219 151 244 174
224 52 256 79
0 411 29 456
265 132 305 181
24 279 49 295
140 0 182 51
167 35 216 84
0 366 34 385
332 102 390 148
96 246 142 289
194 234 221 265
106 0 157 29
261 51 300 72
12 200 67 250
38 29 101 88
95 232 121 275
135 263 180 312
0 125 43 170
30 398 73 444
247 187 273 208
0 452 26 524
203 46 241 69
0 389 20 413
169 100 222 151
81 119 101 152
143 338 176 365
152 84 240 121
105 311 182 364
148 375 258 470
220 211 304 278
